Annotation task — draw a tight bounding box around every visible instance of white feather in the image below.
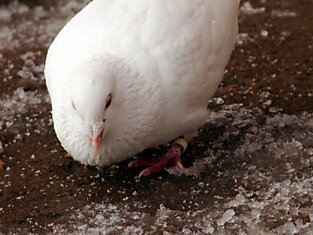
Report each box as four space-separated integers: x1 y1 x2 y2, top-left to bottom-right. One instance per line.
45 0 240 166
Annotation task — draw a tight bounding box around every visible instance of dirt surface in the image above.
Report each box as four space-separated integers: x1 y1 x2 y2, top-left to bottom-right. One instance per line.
0 0 312 234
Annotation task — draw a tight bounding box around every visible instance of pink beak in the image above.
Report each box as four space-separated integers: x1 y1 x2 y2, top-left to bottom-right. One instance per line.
91 122 105 156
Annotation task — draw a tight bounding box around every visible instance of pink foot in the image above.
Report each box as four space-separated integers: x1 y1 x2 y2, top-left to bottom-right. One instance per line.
129 143 185 177
128 156 165 168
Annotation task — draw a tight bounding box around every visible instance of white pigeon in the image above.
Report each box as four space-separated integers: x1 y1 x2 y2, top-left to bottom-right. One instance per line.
45 0 240 177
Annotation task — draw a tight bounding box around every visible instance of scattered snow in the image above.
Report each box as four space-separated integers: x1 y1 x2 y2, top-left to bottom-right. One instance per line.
0 1 89 50
237 33 253 45
260 29 269 37
17 51 45 81
226 193 246 208
240 1 266 15
0 87 49 127
53 203 146 235
217 209 235 226
0 8 11 22
272 10 297 18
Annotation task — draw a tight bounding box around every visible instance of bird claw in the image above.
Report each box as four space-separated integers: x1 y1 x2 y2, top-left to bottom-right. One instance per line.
138 161 185 178
131 143 186 178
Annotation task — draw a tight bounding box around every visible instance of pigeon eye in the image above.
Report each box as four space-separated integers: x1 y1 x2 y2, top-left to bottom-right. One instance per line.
105 93 112 110
71 100 77 110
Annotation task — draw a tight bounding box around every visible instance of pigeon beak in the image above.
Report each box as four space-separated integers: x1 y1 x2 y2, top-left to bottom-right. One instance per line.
91 122 105 156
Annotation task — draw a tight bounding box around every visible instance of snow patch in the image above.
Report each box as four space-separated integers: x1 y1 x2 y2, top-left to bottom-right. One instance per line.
240 2 266 15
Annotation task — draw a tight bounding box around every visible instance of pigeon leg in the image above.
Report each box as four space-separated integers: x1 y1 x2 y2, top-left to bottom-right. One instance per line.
136 138 189 178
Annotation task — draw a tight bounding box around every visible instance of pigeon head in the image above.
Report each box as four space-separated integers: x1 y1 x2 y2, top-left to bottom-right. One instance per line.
49 55 162 166
69 58 117 156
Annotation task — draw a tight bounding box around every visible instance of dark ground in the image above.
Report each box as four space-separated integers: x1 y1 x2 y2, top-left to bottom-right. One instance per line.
0 0 312 234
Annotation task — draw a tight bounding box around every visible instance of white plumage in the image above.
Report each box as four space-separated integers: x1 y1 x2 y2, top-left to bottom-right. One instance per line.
45 0 240 167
